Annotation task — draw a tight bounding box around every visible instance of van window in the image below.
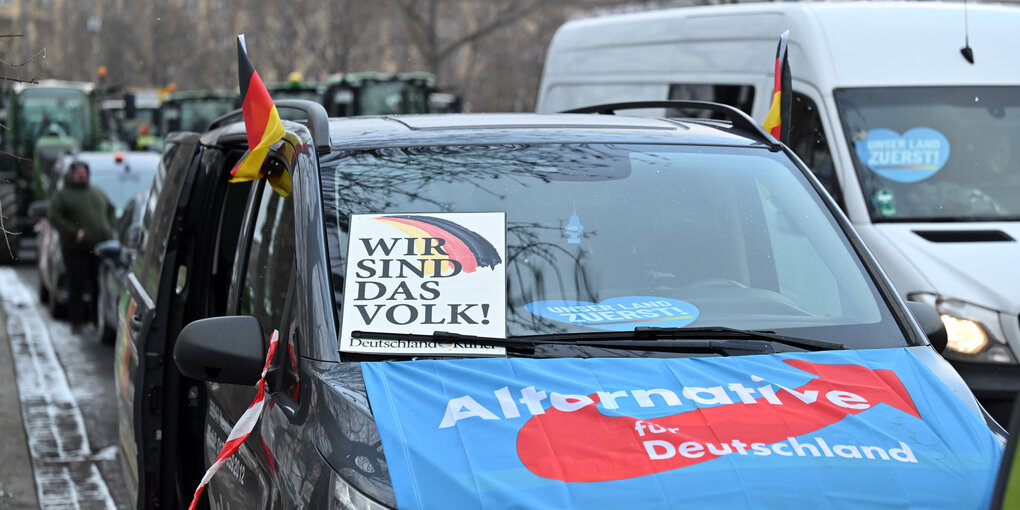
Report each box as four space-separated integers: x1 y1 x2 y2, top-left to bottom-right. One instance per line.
836 86 1020 222
667 84 754 119
790 92 840 207
209 177 253 315
238 182 296 336
542 84 666 113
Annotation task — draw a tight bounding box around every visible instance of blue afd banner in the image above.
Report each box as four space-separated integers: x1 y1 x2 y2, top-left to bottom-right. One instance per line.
361 348 1002 509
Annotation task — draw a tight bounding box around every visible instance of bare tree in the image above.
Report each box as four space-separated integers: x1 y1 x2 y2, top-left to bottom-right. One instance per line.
388 0 646 111
0 35 45 261
5 0 650 110
390 0 546 78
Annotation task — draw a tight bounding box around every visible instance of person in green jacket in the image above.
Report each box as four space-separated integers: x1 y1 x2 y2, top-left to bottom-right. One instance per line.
47 161 115 333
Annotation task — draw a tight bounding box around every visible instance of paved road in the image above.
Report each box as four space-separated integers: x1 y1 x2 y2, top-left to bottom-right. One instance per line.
0 262 129 510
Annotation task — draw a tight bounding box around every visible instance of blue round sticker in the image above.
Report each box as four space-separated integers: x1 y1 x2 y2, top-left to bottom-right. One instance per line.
854 127 950 183
525 296 699 331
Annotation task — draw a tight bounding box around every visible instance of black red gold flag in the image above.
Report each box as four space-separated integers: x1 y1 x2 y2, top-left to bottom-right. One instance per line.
231 34 285 183
762 30 791 145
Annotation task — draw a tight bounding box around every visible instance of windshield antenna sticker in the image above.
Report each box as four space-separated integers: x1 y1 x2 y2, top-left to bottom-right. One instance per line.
526 297 699 331
854 127 950 183
872 188 897 218
564 211 584 244
340 212 507 355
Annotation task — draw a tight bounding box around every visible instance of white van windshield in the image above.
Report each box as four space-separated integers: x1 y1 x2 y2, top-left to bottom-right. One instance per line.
836 86 1020 222
323 143 905 349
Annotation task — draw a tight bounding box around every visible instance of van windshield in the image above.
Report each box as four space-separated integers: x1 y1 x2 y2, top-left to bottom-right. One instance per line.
323 143 906 350
835 86 1020 222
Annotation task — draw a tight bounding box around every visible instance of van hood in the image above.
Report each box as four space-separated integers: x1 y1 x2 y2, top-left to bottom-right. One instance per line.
873 222 1020 314
360 348 1002 509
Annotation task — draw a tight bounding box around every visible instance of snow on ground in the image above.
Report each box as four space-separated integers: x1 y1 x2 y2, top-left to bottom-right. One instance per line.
0 267 118 510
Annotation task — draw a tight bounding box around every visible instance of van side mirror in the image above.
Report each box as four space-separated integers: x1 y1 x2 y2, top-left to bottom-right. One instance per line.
94 239 122 260
174 316 266 385
906 301 948 353
28 199 49 224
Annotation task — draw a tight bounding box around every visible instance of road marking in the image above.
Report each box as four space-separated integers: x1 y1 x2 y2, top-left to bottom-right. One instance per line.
0 268 118 510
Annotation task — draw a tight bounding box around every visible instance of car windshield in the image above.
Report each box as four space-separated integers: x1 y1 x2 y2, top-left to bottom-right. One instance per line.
89 163 158 214
835 86 1020 222
323 143 905 352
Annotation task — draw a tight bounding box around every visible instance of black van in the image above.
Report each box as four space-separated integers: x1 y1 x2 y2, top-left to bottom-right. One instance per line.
114 101 1004 509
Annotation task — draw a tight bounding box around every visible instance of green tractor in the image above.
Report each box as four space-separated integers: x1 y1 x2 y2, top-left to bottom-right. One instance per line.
99 87 165 152
0 80 101 263
159 89 240 135
268 73 326 122
321 71 462 117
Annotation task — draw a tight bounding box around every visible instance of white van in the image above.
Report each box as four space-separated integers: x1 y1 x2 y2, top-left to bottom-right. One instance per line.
537 1 1020 424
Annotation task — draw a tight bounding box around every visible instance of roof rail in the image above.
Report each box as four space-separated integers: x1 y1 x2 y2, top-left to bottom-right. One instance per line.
561 100 779 149
207 99 331 155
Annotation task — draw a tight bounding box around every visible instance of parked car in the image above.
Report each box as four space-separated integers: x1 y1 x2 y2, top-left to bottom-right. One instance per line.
35 151 159 319
115 100 1003 510
94 192 146 344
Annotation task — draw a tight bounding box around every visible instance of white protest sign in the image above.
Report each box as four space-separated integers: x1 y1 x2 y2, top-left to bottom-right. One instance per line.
340 212 507 355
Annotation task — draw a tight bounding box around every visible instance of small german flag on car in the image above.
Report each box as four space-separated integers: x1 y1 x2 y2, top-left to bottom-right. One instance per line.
231 33 285 183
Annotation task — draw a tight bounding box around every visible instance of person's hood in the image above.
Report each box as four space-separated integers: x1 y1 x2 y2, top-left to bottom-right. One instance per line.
873 222 1020 314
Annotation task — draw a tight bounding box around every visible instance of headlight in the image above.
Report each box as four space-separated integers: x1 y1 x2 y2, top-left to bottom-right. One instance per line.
330 471 391 510
909 293 1016 364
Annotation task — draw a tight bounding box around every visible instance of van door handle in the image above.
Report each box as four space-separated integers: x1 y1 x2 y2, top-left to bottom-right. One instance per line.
130 314 143 332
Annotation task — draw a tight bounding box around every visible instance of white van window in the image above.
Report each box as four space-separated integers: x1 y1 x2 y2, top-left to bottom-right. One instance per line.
790 92 840 207
836 86 1020 222
666 84 754 118
542 84 666 113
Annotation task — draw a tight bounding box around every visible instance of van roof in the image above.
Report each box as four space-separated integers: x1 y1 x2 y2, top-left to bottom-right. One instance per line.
546 2 1020 88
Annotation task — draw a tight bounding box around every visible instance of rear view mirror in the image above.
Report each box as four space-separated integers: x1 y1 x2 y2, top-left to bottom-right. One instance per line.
174 316 266 385
906 301 948 353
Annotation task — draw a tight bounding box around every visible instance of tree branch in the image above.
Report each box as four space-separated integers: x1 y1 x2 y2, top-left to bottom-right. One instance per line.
391 0 433 49
437 0 546 62
0 47 46 69
0 76 39 84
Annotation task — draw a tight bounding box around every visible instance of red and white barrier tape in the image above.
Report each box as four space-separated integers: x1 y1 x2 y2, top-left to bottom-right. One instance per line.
188 329 279 510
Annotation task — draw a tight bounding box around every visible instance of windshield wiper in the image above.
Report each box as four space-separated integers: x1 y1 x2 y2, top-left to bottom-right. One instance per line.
629 326 846 351
353 330 774 356
350 326 845 355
